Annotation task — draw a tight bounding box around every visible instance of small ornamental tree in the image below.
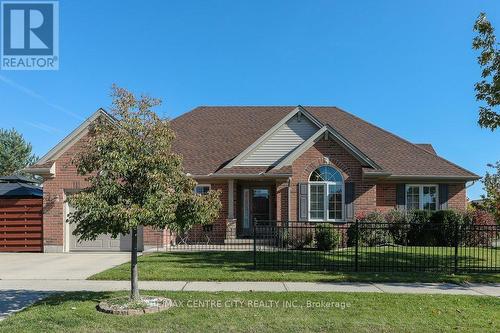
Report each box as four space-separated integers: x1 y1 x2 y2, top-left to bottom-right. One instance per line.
67 85 221 300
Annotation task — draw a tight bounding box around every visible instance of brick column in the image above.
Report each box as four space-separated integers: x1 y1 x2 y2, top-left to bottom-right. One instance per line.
276 179 289 222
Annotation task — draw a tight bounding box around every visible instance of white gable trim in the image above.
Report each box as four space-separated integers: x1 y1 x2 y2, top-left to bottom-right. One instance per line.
24 161 56 178
274 125 382 170
224 105 322 168
36 108 112 165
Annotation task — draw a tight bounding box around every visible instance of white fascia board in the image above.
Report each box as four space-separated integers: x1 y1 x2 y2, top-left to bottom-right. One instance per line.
224 105 322 168
36 108 112 165
24 162 56 179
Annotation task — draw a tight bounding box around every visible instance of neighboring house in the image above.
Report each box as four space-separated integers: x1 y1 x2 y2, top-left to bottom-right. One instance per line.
26 106 479 252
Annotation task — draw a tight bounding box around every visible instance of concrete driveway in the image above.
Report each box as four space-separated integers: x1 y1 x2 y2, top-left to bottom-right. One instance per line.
0 252 131 280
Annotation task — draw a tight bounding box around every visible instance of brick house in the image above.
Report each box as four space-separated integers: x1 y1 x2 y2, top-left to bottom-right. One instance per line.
26 106 479 252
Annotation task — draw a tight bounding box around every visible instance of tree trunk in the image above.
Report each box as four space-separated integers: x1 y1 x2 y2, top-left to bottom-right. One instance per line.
130 227 140 300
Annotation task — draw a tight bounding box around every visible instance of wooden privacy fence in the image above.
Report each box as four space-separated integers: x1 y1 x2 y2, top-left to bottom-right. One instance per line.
0 198 43 252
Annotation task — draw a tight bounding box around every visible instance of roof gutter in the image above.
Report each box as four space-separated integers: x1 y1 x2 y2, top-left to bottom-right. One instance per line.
383 174 481 182
187 172 293 179
23 163 56 180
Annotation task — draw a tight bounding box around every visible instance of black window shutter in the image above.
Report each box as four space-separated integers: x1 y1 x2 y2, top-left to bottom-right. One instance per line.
439 184 449 210
396 184 406 210
345 182 355 220
298 183 308 221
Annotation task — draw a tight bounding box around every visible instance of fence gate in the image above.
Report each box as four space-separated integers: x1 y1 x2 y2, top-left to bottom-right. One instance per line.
0 198 43 252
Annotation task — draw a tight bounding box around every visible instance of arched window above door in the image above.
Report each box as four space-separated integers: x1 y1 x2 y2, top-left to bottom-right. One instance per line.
309 165 343 182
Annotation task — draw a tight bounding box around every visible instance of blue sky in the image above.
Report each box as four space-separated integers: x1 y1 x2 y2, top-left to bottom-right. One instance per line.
1 0 499 199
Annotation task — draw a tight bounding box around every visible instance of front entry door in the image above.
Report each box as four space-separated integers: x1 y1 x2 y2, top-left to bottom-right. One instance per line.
241 187 271 236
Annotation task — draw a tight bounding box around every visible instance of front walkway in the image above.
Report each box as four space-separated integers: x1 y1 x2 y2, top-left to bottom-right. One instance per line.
1 280 498 296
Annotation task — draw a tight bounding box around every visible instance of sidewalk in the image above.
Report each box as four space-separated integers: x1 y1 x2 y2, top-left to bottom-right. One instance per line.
1 280 498 321
1 280 499 296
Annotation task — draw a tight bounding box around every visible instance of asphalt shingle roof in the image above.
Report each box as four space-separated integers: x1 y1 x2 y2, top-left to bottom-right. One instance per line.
171 106 478 179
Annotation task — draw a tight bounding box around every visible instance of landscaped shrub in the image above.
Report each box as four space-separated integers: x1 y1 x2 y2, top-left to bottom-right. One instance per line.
406 210 432 245
408 210 432 224
462 210 498 246
345 209 497 248
405 209 470 246
385 209 410 245
314 224 340 251
429 210 464 246
348 211 393 246
283 227 313 250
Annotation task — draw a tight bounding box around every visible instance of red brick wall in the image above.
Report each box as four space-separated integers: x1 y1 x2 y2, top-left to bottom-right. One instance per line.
143 227 166 249
42 134 90 250
182 182 228 244
276 180 289 221
448 183 467 211
376 183 397 213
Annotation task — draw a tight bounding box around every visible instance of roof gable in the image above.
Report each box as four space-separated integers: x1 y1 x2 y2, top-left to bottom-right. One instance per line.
35 108 112 165
415 143 436 155
275 125 381 170
228 106 321 167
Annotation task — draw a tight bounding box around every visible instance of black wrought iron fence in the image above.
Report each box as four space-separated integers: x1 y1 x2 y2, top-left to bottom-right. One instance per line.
253 220 500 273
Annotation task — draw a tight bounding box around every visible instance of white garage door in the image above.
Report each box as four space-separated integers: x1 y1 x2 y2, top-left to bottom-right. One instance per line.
67 204 143 252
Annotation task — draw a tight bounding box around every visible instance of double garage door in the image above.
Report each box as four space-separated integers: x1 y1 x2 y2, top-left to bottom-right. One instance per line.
67 204 143 252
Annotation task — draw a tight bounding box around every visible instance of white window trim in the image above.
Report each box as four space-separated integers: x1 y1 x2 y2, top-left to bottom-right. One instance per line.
195 184 211 195
307 167 345 222
405 184 439 211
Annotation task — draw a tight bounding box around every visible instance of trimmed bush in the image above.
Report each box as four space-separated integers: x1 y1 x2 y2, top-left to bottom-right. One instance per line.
347 209 497 248
283 227 313 250
406 210 432 245
348 211 393 246
429 210 464 246
385 209 410 245
314 224 340 251
462 210 498 246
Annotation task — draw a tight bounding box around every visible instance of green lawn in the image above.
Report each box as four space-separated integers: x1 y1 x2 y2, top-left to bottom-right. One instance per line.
89 249 500 283
1 291 498 333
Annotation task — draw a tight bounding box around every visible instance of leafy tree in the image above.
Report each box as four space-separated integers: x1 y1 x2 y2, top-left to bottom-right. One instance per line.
0 128 38 176
472 13 500 130
67 85 221 300
480 162 500 224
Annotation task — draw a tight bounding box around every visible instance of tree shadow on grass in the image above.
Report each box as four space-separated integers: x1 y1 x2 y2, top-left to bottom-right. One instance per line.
146 249 498 273
0 290 120 321
0 290 54 320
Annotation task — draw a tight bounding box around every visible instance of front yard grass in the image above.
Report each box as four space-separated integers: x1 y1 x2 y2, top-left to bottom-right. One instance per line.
0 291 498 333
89 250 500 283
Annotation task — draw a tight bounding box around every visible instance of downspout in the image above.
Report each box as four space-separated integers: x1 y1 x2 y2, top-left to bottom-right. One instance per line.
287 177 292 222
465 180 478 189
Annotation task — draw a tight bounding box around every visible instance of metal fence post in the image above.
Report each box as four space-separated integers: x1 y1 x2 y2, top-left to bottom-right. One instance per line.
355 219 359 272
253 219 257 270
454 219 459 273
